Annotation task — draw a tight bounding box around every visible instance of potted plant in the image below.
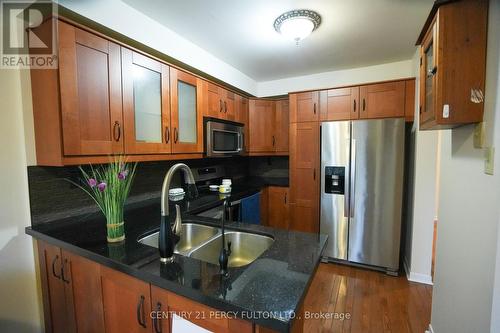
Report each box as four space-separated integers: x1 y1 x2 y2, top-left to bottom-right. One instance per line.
75 157 137 242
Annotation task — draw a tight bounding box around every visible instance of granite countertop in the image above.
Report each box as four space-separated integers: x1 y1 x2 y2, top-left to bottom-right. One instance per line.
26 177 326 332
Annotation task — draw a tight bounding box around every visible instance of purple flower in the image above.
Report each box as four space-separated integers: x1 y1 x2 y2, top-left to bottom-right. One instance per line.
97 182 107 192
87 178 97 188
118 169 129 180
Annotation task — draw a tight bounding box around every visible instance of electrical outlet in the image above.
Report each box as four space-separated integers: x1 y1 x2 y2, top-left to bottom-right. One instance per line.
485 147 495 175
474 122 486 148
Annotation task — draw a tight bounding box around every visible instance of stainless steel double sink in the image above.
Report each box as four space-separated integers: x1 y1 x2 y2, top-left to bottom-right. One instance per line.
138 223 274 268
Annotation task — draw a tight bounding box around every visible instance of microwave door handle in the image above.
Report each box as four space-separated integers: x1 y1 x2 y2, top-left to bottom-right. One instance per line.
237 132 243 152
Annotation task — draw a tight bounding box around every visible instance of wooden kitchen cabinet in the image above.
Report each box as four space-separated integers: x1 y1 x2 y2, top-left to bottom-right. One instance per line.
267 187 290 229
151 286 253 333
170 68 204 153
248 99 276 153
359 81 405 119
37 241 104 333
58 21 124 156
319 87 359 121
275 99 290 152
289 91 319 123
248 98 289 154
417 0 488 130
289 122 320 233
101 266 152 333
205 83 236 121
122 48 172 154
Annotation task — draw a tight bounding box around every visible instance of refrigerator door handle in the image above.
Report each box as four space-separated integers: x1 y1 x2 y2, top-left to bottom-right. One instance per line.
350 139 356 218
344 138 350 218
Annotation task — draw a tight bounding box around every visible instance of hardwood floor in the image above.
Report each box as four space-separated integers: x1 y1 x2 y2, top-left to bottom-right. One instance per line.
302 263 432 333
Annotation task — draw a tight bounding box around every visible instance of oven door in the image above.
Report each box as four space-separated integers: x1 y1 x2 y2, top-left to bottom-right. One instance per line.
205 119 244 157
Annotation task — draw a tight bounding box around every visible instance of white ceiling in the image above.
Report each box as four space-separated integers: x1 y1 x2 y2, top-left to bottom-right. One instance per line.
122 0 434 82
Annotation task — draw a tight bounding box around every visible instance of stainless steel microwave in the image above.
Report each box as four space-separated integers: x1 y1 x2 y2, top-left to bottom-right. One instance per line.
204 118 245 157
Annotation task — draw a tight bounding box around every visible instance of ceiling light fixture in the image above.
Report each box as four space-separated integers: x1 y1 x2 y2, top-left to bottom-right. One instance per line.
274 9 321 45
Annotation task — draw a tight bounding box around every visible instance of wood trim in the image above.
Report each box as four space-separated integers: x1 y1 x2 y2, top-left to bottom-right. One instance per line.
58 154 204 166
405 79 416 122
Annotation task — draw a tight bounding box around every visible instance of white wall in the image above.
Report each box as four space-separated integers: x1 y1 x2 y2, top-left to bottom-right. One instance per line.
56 0 258 95
403 49 438 285
256 59 414 96
431 0 500 332
0 67 42 331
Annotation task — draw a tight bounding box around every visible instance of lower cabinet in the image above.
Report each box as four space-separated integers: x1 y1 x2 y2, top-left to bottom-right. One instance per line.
101 266 152 333
36 240 262 333
261 186 290 229
37 241 105 333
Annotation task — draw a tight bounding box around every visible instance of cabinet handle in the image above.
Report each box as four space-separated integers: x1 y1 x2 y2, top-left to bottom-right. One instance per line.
153 302 162 333
219 99 223 113
427 66 437 77
284 193 287 204
313 169 316 180
272 135 275 146
313 103 316 114
165 126 170 144
61 258 70 284
136 295 146 328
224 101 227 113
113 121 121 141
353 100 356 112
419 106 422 114
51 255 61 279
362 99 366 111
174 128 178 143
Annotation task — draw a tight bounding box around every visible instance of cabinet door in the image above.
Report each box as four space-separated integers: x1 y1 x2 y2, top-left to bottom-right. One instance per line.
151 286 252 333
320 87 359 121
290 91 319 123
275 100 289 152
170 68 204 153
267 187 289 229
420 22 437 125
122 49 171 154
206 82 224 119
359 81 405 119
101 266 152 333
58 21 123 156
289 122 320 233
61 250 105 333
248 99 275 152
224 90 236 121
37 242 69 333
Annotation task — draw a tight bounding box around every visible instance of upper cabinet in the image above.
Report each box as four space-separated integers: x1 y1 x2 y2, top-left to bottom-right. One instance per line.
319 87 359 121
290 91 319 122
122 49 171 154
248 98 289 154
58 21 124 156
417 0 488 130
205 83 236 121
170 68 204 153
359 81 405 119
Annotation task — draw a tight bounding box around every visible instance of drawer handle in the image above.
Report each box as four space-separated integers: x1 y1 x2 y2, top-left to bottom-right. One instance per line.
51 255 61 279
224 101 227 113
153 302 162 333
174 128 178 143
61 258 70 284
313 102 316 114
353 99 356 112
136 295 146 328
362 99 366 111
113 121 121 141
220 99 223 113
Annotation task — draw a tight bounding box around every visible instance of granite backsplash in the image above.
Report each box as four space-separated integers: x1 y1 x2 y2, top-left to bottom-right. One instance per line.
28 156 288 225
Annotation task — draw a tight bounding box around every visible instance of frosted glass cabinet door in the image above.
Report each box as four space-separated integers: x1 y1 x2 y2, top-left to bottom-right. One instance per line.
170 68 203 153
122 48 171 154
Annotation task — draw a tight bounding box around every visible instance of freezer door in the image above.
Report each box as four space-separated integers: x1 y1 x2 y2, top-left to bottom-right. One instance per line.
348 118 405 271
320 121 350 260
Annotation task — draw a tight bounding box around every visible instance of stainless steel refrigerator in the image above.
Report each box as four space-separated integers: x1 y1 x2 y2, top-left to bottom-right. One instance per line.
320 118 405 274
